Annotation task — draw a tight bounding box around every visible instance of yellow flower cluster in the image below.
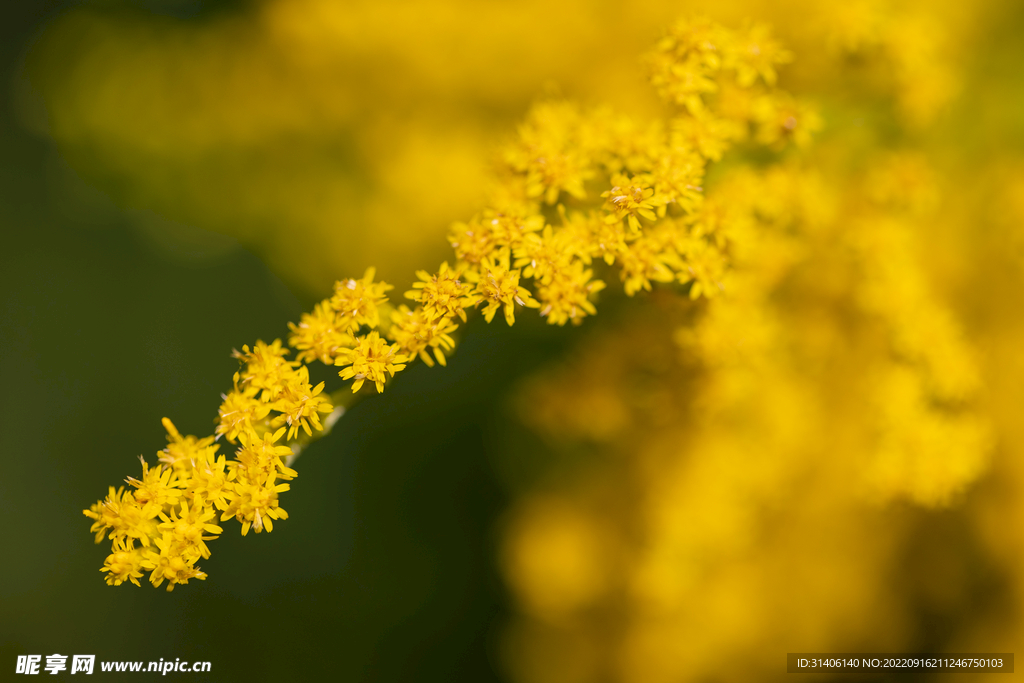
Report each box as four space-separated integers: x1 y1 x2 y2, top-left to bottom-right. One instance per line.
85 17 810 588
218 339 334 442
85 419 282 590
85 386 313 590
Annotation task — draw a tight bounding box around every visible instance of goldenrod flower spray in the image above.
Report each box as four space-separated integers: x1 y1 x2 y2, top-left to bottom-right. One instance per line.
84 18 824 590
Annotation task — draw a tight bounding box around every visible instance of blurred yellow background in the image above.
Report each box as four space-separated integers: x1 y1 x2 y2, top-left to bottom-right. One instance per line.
29 0 998 291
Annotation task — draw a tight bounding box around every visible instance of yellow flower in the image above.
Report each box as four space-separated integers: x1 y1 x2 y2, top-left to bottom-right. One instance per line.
405 261 471 323
729 23 792 87
220 473 291 536
156 499 223 561
233 339 295 402
99 539 146 587
535 260 605 326
617 227 682 296
487 210 546 250
649 55 719 113
449 216 497 267
83 486 158 548
679 237 728 299
141 532 207 591
126 458 182 515
466 252 540 326
448 210 545 267
671 108 742 163
571 209 627 266
288 300 356 364
645 17 728 112
657 16 729 73
330 267 392 330
505 101 593 204
269 365 333 439
650 146 704 215
753 93 822 148
157 418 219 471
513 226 575 284
215 386 271 443
232 427 298 483
602 173 664 232
184 452 232 513
389 305 458 367
586 108 665 176
335 331 409 393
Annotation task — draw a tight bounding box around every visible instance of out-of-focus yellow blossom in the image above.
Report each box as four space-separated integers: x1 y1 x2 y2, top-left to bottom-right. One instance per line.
752 92 822 147
646 16 730 112
497 13 1005 672
731 22 793 87
672 110 738 162
678 236 728 300
502 498 613 619
506 103 595 205
616 223 681 296
449 211 546 267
